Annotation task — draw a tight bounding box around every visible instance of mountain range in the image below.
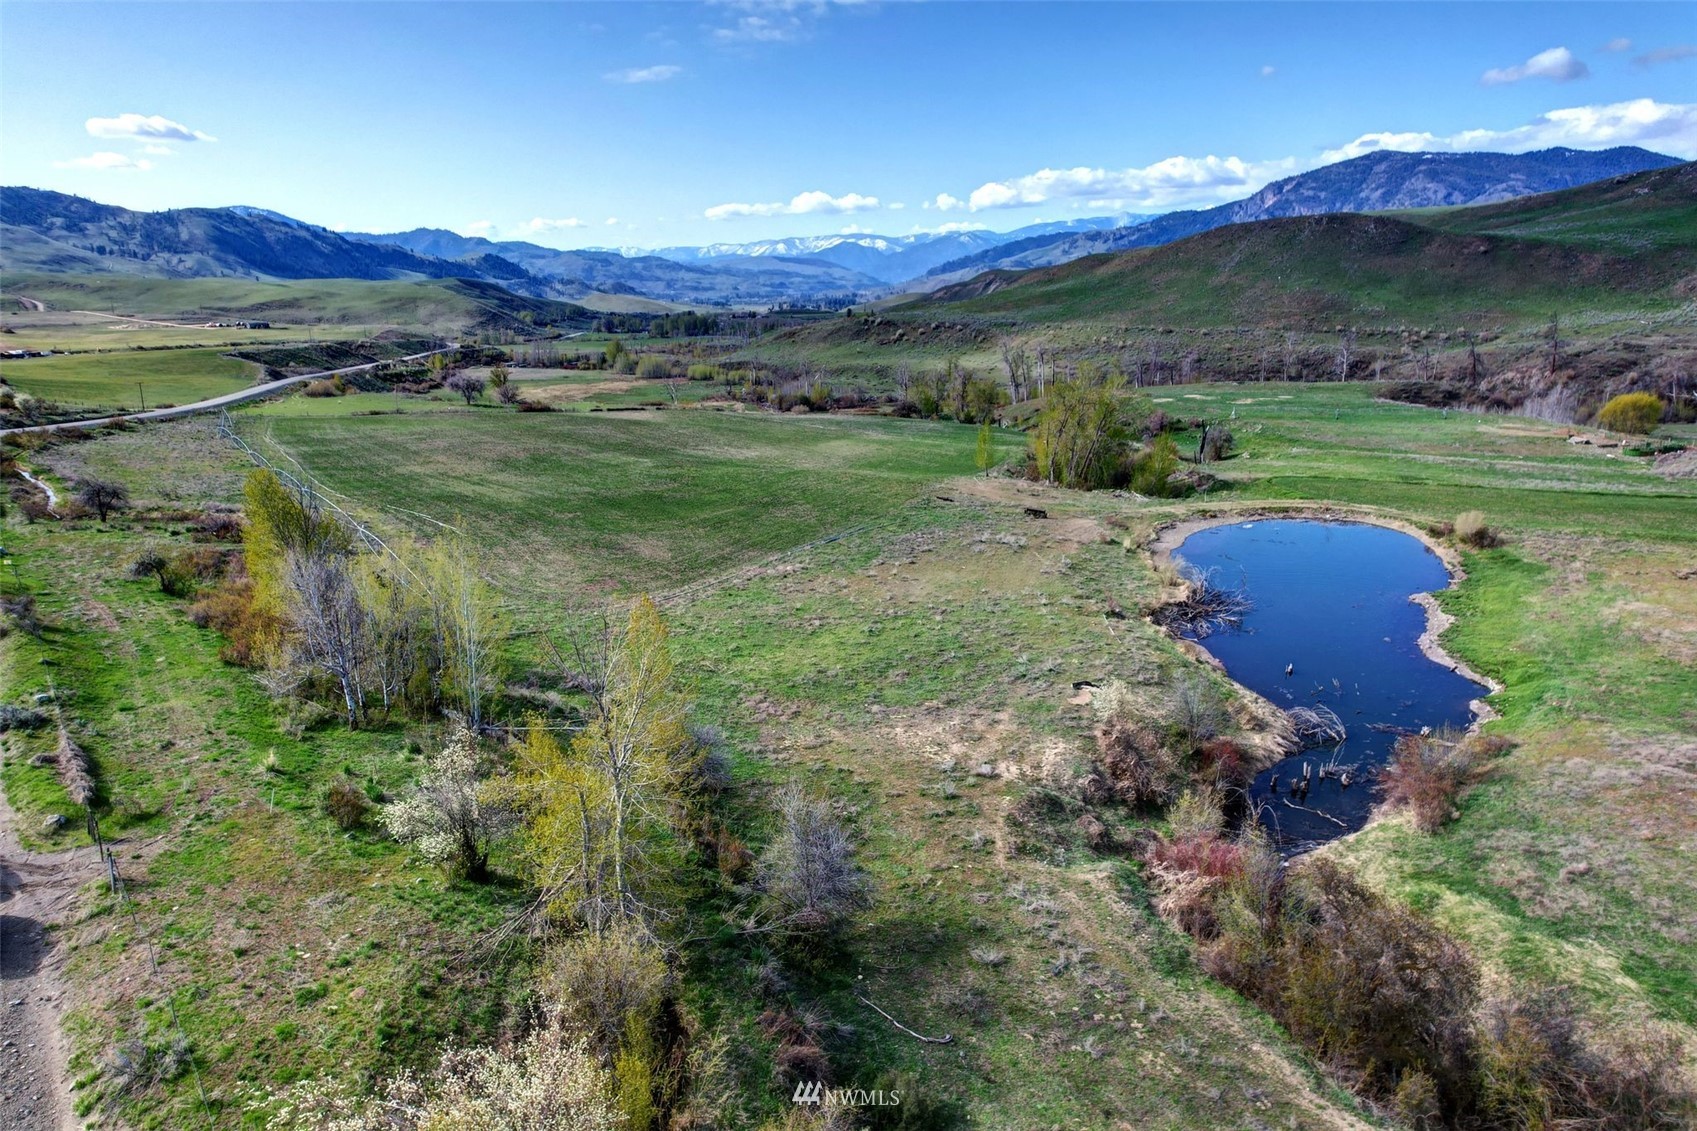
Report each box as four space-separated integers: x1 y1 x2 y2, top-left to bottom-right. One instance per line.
913 146 1684 287
1 146 1680 308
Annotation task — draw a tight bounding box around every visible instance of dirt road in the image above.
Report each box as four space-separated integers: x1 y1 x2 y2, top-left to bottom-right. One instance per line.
0 343 455 438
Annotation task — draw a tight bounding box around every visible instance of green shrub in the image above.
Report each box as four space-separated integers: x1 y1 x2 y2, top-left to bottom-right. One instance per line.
1596 392 1663 435
635 355 674 380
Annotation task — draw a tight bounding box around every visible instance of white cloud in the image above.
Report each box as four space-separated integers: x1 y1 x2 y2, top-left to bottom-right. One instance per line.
141 143 177 156
958 154 1298 212
86 112 215 142
517 216 589 234
888 202 906 210
1634 45 1697 68
839 223 872 234
462 220 497 237
933 221 989 233
605 217 620 226
704 189 880 220
1322 98 1697 162
1481 46 1589 85
605 64 683 83
919 98 1697 221
1260 64 1277 78
1603 38 1633 53
53 151 153 171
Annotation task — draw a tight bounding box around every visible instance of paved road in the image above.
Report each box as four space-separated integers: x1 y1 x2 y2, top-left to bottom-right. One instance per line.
0 344 455 438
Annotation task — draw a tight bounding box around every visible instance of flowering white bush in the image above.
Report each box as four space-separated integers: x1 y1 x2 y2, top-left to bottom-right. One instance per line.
260 1010 618 1130
381 725 516 880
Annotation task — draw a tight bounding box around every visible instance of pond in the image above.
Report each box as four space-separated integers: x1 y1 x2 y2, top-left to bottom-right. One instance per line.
1172 519 1489 852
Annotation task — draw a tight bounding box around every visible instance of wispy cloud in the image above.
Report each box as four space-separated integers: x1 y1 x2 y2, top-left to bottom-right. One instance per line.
1260 64 1277 78
462 220 497 237
1481 46 1588 85
705 189 880 220
86 112 216 142
707 0 858 46
605 64 683 84
1323 98 1697 161
1603 37 1633 53
54 151 154 171
1634 45 1696 68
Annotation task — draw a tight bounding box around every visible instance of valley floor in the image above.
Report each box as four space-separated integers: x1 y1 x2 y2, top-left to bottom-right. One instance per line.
2 383 1694 1127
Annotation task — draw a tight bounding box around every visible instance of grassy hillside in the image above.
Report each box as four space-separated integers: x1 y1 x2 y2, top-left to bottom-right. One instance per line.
924 207 1693 328
1 273 595 336
1404 160 1697 254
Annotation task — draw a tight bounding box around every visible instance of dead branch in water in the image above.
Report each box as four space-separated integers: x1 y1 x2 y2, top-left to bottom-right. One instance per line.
1153 565 1252 638
1286 704 1347 746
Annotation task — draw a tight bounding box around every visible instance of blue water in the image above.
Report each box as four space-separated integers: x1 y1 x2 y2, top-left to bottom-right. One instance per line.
1174 520 1488 851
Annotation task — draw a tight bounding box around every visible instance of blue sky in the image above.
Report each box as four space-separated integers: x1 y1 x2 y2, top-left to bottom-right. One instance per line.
2 2 1693 249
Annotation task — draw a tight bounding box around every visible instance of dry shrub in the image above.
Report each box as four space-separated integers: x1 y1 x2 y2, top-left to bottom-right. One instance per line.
323 778 371 830
2 593 46 637
542 925 669 1061
1453 510 1501 549
1144 790 1243 937
1277 860 1479 1107
1095 717 1184 806
195 508 245 542
1197 737 1252 791
1475 989 1696 1131
757 1007 832 1087
1377 731 1483 832
693 816 754 882
301 379 340 398
188 577 279 667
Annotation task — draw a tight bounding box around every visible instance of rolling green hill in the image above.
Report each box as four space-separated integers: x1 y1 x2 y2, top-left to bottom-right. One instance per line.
1401 160 1697 255
920 162 1696 329
0 274 596 335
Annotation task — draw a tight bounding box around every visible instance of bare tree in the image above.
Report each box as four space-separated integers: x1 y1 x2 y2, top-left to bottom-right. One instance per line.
1283 332 1298 381
755 783 870 938
75 477 129 521
999 338 1031 403
1335 331 1356 382
283 548 370 726
446 371 487 405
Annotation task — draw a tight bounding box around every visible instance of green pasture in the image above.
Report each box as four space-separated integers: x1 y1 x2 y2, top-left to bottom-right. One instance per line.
1 347 257 412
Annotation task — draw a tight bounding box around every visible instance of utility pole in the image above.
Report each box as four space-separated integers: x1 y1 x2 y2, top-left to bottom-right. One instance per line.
138 382 145 412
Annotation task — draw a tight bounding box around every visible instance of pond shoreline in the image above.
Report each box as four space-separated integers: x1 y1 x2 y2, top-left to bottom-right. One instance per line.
1146 504 1502 734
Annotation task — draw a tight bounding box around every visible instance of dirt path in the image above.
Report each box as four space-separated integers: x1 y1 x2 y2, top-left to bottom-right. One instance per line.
0 782 98 1131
